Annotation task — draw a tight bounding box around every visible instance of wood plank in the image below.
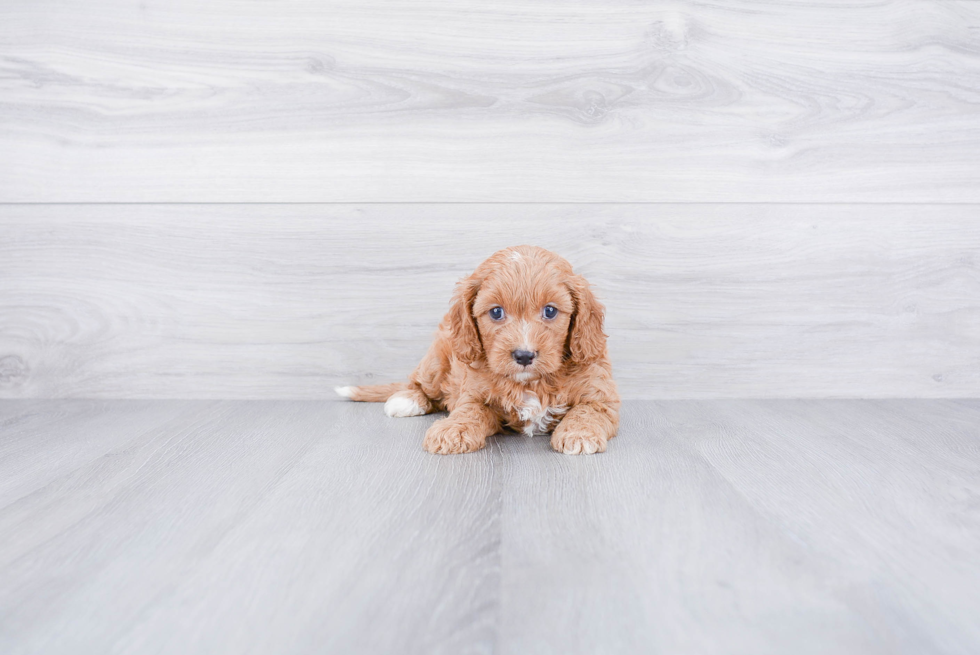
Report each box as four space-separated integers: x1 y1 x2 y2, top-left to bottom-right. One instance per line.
0 400 501 654
1 1 978 202
2 204 978 399
0 399 201 508
2 399 979 653
670 399 980 654
497 399 980 654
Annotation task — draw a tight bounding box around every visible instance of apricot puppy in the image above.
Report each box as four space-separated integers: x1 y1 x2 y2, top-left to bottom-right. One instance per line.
336 246 620 455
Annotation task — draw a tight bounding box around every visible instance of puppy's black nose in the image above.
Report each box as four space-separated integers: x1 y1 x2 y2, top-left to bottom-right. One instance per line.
512 350 536 366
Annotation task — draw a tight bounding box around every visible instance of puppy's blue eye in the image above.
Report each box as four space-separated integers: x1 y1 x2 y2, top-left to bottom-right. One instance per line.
543 305 558 320
489 307 505 321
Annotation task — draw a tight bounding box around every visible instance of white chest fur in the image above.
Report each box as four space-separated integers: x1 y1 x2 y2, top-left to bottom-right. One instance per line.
517 391 567 437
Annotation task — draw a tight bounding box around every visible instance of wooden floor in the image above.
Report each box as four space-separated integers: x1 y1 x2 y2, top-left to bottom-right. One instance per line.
2 399 979 655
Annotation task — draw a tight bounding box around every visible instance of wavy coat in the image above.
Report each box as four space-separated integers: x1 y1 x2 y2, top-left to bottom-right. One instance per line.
337 246 620 455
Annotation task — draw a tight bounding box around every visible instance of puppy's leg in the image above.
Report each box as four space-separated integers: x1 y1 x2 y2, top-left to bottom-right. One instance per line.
550 401 619 455
423 402 499 455
384 385 435 418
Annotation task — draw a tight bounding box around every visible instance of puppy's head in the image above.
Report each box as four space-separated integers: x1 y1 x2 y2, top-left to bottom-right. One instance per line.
448 246 606 381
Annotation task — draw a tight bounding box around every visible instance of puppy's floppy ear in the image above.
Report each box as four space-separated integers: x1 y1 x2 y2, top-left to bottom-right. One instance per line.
565 273 606 365
448 275 483 363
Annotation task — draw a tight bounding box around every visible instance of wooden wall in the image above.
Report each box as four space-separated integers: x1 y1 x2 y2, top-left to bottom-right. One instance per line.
2 205 977 398
1 0 978 398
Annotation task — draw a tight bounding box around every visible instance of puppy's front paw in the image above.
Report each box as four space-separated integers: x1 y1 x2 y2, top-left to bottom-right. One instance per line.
550 426 606 455
423 419 487 455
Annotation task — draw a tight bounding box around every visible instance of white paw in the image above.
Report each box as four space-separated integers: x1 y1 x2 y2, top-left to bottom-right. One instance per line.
562 439 599 455
550 429 606 455
334 386 354 398
384 392 426 418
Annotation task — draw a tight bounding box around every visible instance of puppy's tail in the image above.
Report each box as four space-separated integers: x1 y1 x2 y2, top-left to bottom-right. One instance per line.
334 382 407 403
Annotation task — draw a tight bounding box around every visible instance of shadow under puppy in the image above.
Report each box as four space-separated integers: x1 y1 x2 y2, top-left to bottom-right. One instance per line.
336 245 620 455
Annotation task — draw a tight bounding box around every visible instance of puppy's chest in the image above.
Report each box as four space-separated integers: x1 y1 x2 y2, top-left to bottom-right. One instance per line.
504 391 567 437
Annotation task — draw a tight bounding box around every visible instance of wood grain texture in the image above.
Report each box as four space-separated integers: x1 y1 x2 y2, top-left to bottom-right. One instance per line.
0 400 500 655
1 0 979 202
498 399 980 654
1 399 979 654
2 204 978 399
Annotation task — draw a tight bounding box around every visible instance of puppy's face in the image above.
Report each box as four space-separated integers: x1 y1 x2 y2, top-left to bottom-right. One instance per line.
450 246 606 382
471 266 575 382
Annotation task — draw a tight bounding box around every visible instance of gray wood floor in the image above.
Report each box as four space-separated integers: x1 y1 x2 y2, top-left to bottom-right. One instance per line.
2 399 979 654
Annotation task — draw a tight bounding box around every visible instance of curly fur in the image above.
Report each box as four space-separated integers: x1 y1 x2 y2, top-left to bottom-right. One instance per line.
336 246 620 455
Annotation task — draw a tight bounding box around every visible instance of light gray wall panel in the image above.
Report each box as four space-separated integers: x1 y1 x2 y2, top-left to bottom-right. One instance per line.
1 204 977 399
1 0 978 202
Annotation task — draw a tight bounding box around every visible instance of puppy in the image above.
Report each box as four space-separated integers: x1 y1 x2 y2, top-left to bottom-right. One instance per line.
336 245 620 455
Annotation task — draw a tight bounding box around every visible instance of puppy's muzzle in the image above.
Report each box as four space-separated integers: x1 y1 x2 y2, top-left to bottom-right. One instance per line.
512 349 536 367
